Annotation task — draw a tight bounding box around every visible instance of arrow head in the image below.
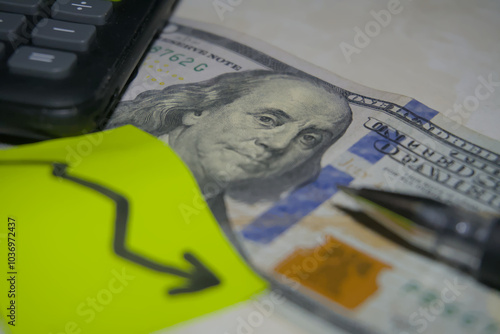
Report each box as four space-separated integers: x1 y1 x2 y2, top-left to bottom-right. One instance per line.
168 252 220 295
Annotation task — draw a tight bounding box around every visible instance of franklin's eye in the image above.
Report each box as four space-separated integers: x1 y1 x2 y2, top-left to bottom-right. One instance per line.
256 115 277 127
300 133 322 148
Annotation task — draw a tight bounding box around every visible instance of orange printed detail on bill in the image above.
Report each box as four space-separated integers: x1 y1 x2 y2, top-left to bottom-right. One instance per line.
274 235 391 309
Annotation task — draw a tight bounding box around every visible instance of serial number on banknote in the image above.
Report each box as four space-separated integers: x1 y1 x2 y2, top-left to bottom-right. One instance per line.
149 45 209 72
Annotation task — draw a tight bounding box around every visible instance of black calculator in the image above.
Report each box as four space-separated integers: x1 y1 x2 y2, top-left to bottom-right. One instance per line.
0 0 178 141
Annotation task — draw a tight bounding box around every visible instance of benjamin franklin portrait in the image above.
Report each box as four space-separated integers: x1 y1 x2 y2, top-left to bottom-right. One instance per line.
107 70 352 224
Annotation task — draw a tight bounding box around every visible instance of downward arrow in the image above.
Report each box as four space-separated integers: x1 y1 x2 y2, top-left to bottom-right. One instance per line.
52 162 221 294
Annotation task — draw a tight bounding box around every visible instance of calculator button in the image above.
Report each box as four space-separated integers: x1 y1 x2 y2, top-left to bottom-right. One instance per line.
51 0 112 26
32 19 96 52
0 12 27 43
0 0 43 15
8 46 77 79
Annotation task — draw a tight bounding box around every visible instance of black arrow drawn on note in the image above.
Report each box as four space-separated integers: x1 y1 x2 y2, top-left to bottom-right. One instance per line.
1 160 220 295
51 163 220 295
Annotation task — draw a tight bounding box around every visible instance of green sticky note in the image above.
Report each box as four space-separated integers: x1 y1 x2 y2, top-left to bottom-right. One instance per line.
0 126 267 333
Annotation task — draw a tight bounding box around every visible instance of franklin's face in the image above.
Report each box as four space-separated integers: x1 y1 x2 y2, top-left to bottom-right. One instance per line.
170 77 350 186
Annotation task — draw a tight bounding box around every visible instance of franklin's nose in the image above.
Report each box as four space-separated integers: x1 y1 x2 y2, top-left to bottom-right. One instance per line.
255 127 298 152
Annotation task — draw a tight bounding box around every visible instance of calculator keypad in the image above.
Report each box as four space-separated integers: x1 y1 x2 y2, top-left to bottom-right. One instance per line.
0 0 114 79
0 0 177 138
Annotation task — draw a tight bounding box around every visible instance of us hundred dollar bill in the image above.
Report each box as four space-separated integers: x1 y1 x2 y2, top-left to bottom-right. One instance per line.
107 18 500 334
